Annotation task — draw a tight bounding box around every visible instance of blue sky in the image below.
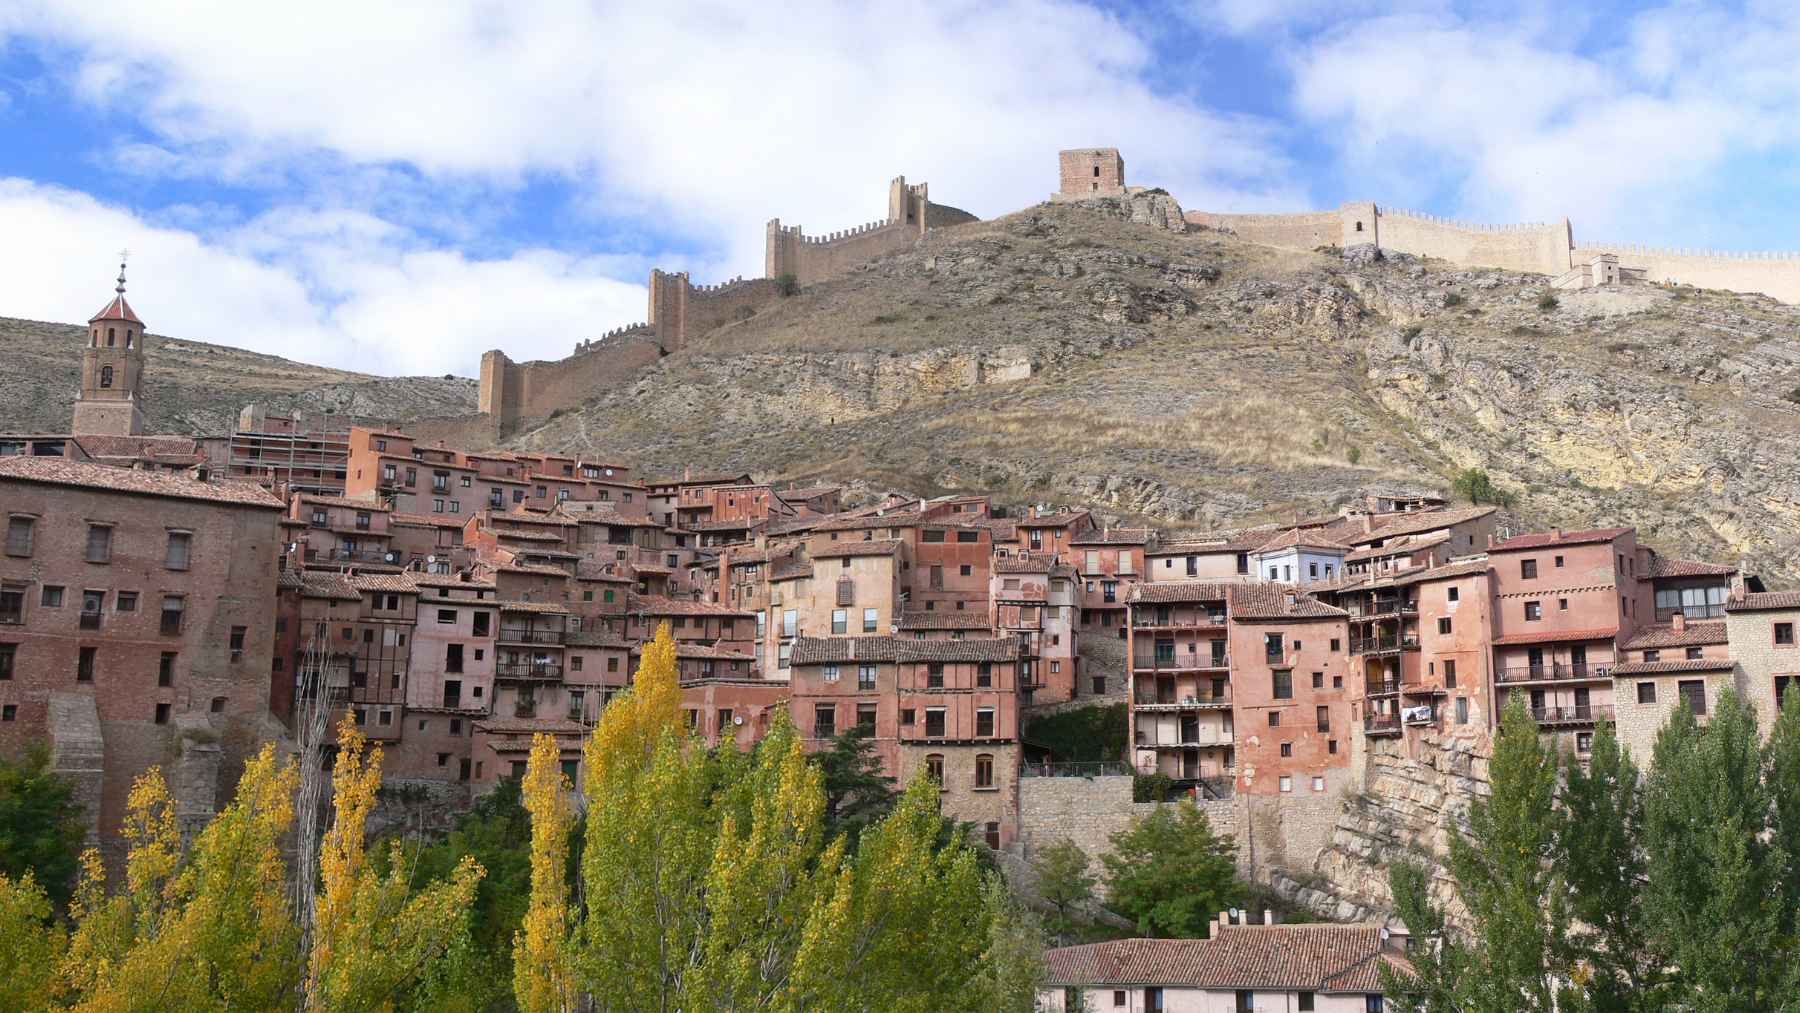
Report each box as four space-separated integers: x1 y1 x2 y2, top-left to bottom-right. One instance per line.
2 0 1798 376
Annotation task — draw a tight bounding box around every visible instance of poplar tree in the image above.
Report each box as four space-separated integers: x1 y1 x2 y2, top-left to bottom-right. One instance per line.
515 734 577 1013
1379 860 1472 1013
0 872 62 1011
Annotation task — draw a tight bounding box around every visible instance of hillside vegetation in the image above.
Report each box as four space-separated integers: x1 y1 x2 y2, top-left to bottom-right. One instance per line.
0 316 477 435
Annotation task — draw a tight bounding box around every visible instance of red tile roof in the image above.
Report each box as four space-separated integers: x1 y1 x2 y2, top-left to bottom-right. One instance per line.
1149 525 1281 554
810 539 904 559
627 594 755 617
1070 527 1152 546
412 572 496 590
1128 580 1237 604
994 552 1069 574
1725 591 1800 613
496 600 570 615
1610 658 1735 676
0 456 283 509
1489 526 1631 553
1254 527 1352 554
812 510 927 532
1344 531 1449 563
1644 557 1736 580
897 610 994 630
1228 583 1347 621
790 635 1018 665
89 293 141 324
1043 924 1400 992
389 512 467 529
1491 626 1618 646
1346 505 1496 546
1622 621 1727 650
297 493 387 511
1015 510 1092 529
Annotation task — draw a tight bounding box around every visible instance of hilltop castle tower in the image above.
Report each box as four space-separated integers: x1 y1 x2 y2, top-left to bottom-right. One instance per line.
72 257 148 437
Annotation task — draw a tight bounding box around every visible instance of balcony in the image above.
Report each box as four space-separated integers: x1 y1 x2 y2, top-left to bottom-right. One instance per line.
1134 731 1235 749
1531 704 1614 727
1134 653 1230 673
1364 712 1402 735
1365 678 1403 697
496 662 563 680
1346 599 1418 619
304 547 396 565
1350 634 1420 655
79 610 103 631
1134 690 1233 710
498 628 566 645
1496 663 1612 685
1132 612 1227 630
1021 761 1132 778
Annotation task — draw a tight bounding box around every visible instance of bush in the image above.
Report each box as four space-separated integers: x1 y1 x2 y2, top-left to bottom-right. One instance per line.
1133 772 1175 803
1402 324 1423 340
1442 293 1465 308
1346 446 1362 466
867 313 903 326
1026 704 1127 764
775 273 799 296
1537 293 1560 310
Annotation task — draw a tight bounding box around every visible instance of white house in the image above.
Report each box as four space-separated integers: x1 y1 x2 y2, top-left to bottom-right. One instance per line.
1249 529 1350 587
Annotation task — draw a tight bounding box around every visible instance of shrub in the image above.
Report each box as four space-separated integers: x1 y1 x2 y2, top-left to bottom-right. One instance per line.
1133 772 1175 803
1537 293 1560 310
775 273 799 296
867 313 903 326
1346 446 1362 466
1442 293 1465 308
1025 704 1127 764
1402 324 1423 340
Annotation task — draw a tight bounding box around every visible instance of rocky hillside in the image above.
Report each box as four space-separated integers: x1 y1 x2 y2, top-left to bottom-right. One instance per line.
0 316 477 436
508 195 1800 582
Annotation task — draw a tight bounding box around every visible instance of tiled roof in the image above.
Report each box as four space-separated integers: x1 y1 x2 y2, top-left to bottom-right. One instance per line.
1412 558 1492 583
90 292 141 324
897 610 994 630
389 512 467 529
493 527 565 542
776 485 840 500
646 471 755 487
1150 525 1280 554
566 630 631 648
1623 621 1727 650
688 518 760 532
1254 527 1351 554
1228 583 1347 620
770 559 813 581
0 456 284 509
475 717 586 737
1070 527 1152 546
573 560 634 583
1344 505 1496 546
810 538 904 559
412 572 496 590
790 635 1018 665
486 512 575 528
494 561 572 577
1490 626 1618 646
1489 526 1631 553
994 552 1066 574
813 510 927 532
1043 924 1396 991
1128 580 1236 604
1725 591 1800 613
1645 557 1736 579
632 643 756 661
1610 658 1735 676
1015 510 1091 529
1344 531 1449 563
627 594 755 617
346 572 419 593
296 493 387 511
294 572 362 602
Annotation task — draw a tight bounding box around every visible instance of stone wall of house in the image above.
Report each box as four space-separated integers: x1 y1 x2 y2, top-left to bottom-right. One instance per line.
1016 773 1244 879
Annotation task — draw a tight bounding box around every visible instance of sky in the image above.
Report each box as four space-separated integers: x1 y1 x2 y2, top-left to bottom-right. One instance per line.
3 0 1799 377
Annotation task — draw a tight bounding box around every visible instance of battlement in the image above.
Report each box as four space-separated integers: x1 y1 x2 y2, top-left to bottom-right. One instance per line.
1574 240 1800 261
1381 207 1559 232
795 220 899 245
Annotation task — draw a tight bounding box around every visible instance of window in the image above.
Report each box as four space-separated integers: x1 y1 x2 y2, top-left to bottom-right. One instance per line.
78 589 107 630
212 696 229 714
1329 637 1341 651
925 708 946 736
1444 659 1456 688
1678 679 1707 715
1236 992 1256 1013
1273 670 1292 699
927 663 945 688
1265 632 1283 661
0 644 13 680
1447 586 1460 603
1298 991 1316 1012
1279 775 1292 792
862 607 879 632
823 665 840 683
975 754 994 788
5 516 33 557
783 609 797 637
926 753 944 783
1312 671 1324 689
165 531 192 570
1312 776 1325 792
978 662 993 688
858 664 877 690
1558 597 1569 611
1114 991 1128 1008
160 596 184 635
831 609 847 634
1521 559 1538 579
154 702 170 724
922 529 946 543
1524 601 1542 622
99 364 113 388
976 708 995 736
1643 649 1660 662
1685 646 1703 660
116 590 137 612
813 704 836 738
77 646 95 683
157 652 176 687
1092 676 1106 695
86 524 112 563
1778 623 1795 646
1317 705 1330 732
1777 676 1794 712
1576 731 1594 754
229 626 246 661
1438 617 1452 635
1280 742 1292 757
1637 681 1657 704
446 643 464 673
1268 710 1280 727
856 703 876 733
1456 697 1469 724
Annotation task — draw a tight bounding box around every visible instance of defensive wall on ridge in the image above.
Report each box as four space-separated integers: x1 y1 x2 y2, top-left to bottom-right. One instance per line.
474 174 977 437
1188 200 1800 303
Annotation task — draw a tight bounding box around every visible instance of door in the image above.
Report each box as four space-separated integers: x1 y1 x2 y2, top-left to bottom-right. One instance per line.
1570 644 1587 677
1527 647 1545 677
1574 686 1591 716
1529 689 1546 716
1145 986 1164 1013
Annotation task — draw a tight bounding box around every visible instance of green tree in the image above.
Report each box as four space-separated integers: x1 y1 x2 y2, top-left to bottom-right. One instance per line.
1451 467 1502 506
1641 689 1785 1008
1023 704 1126 764
1031 837 1095 940
1101 802 1239 937
965 876 1047 1012
1766 690 1800 926
1554 721 1664 1010
0 872 62 1011
1379 861 1471 1013
0 745 86 908
1449 695 1564 1013
815 725 898 846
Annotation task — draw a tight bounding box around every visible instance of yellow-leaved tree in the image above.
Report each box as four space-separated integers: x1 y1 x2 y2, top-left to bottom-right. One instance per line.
304 713 485 1013
0 871 63 1011
514 733 576 1013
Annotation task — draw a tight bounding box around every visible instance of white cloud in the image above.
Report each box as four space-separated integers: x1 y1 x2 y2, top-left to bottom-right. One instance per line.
0 179 647 376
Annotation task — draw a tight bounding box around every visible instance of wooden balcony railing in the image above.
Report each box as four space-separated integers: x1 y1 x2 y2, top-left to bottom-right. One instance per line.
1496 663 1612 684
1364 713 1402 734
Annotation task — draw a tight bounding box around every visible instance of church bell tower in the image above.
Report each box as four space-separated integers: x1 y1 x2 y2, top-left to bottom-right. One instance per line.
71 254 148 437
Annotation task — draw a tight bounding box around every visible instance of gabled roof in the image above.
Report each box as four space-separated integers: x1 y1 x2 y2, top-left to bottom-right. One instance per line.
1489 526 1631 553
0 457 283 509
1610 658 1734 676
897 609 993 630
1069 528 1152 546
1228 583 1347 621
1725 591 1800 613
1127 580 1236 604
809 538 903 559
1623 621 1727 650
1043 924 1401 992
812 510 927 532
627 594 755 617
1644 557 1737 580
296 493 388 511
790 635 1018 665
1015 510 1092 529
1344 531 1449 563
1149 525 1280 555
1490 626 1618 646
1254 527 1351 554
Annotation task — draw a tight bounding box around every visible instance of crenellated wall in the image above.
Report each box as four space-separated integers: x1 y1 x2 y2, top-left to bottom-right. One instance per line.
477 334 663 437
1376 207 1572 276
1572 241 1800 304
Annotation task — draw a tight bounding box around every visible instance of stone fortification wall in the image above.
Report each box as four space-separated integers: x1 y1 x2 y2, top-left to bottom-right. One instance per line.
686 276 785 340
1573 241 1800 304
1016 774 1245 879
765 218 922 287
478 334 663 436
1377 207 1572 276
1186 210 1341 250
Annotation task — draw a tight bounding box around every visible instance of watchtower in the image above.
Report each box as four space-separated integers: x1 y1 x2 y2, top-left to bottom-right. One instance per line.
1058 148 1126 197
72 254 148 437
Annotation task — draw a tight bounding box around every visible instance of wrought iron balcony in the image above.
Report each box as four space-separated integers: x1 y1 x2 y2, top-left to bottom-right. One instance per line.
1496 663 1612 685
1364 712 1402 735
1530 704 1614 727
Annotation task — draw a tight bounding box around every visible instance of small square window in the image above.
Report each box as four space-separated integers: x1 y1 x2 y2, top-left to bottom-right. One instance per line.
1637 681 1657 704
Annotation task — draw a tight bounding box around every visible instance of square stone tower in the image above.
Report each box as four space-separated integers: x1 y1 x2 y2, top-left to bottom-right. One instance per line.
72 258 148 437
1058 148 1126 197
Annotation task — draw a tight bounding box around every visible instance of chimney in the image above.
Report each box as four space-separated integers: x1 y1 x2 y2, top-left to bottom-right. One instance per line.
1552 527 1562 540
1363 514 1374 534
1671 611 1686 633
1264 909 1273 925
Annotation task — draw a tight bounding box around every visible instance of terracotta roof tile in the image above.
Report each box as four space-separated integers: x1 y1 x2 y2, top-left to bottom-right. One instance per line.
89 292 141 324
346 572 419 593
1150 525 1280 554
897 610 994 630
412 572 496 590
1645 557 1737 580
1344 531 1449 563
1491 626 1618 646
296 493 387 511
1070 527 1152 546
1622 621 1727 650
389 512 467 529
566 630 631 648
1043 924 1395 991
812 510 927 532
1228 583 1347 621
496 600 570 615
1490 526 1631 552
790 635 1018 665
0 456 283 509
1610 658 1735 676
1726 591 1800 613
1346 506 1497 546
1254 527 1352 554
1128 580 1237 604
1015 510 1092 529
627 594 755 617
810 538 904 559
994 552 1071 574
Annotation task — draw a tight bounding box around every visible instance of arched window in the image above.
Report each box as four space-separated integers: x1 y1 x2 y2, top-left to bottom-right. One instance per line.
925 753 945 785
107 327 116 346
99 365 113 389
1093 165 1100 178
124 330 133 349
91 328 99 346
1355 221 1364 232
975 753 994 789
